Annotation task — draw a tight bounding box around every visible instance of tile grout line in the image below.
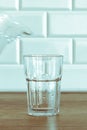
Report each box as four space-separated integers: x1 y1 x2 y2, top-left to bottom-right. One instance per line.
15 0 19 11
72 0 75 10
43 12 47 38
69 39 73 64
15 0 22 11
16 38 21 64
72 39 76 64
69 0 73 10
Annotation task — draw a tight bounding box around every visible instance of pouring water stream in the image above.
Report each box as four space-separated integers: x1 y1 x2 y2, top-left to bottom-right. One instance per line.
0 14 31 53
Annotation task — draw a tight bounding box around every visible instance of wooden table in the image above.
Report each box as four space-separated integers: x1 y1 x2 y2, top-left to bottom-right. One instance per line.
0 92 87 130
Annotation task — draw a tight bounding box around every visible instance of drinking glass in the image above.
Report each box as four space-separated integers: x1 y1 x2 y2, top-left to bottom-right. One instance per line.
23 55 63 116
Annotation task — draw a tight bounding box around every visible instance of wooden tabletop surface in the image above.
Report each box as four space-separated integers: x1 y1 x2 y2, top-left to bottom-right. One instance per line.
0 92 87 130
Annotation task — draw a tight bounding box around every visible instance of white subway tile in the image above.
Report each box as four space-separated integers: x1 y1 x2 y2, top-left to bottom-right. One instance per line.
0 40 17 64
48 12 87 36
75 0 87 9
62 65 87 92
0 0 17 10
0 65 26 91
21 38 72 64
74 39 87 64
21 0 71 10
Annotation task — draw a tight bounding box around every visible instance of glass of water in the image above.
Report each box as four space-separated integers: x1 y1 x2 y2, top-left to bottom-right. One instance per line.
23 55 63 116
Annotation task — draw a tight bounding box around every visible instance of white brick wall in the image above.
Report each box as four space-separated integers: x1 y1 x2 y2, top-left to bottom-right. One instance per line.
0 0 87 91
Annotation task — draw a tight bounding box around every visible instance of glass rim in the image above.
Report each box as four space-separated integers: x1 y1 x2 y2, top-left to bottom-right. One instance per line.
23 54 63 58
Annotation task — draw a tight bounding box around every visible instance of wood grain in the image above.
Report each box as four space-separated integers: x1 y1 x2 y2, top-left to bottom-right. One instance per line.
0 92 87 130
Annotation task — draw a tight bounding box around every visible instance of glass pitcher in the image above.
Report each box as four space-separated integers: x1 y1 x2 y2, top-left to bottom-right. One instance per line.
0 14 30 53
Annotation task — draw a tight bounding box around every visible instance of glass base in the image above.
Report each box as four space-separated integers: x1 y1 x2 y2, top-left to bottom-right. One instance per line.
27 108 59 116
